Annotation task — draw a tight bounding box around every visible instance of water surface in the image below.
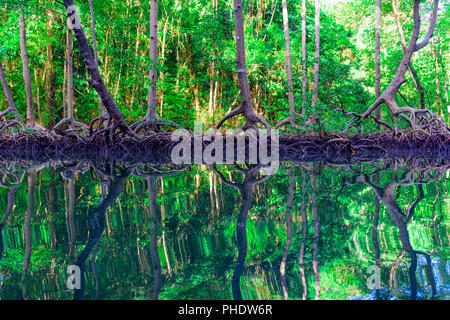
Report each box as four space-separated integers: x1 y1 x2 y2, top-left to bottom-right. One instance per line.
0 159 448 300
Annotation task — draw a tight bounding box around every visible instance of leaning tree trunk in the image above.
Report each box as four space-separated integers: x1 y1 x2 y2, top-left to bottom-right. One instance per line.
62 0 135 139
0 61 19 118
392 0 426 110
216 0 269 131
88 0 106 116
276 0 301 129
361 0 448 135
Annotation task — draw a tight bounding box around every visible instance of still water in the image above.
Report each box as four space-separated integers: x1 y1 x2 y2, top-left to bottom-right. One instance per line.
0 159 448 300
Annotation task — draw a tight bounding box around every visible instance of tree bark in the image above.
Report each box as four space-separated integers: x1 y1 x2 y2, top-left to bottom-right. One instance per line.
435 26 448 111
283 0 295 119
148 0 158 120
216 0 269 131
0 61 19 117
311 0 320 109
361 0 447 135
88 0 106 116
375 0 381 122
67 27 74 121
45 6 57 129
301 0 307 114
431 39 442 116
392 0 426 110
62 0 134 137
276 0 301 129
19 8 38 129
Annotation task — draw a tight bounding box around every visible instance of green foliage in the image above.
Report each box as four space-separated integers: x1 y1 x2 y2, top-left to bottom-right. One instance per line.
0 0 447 132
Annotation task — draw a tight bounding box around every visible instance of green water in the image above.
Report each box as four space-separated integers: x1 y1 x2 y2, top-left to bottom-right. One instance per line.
0 160 448 300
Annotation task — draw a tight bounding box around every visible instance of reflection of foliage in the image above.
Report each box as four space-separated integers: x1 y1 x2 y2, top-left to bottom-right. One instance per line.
0 160 448 300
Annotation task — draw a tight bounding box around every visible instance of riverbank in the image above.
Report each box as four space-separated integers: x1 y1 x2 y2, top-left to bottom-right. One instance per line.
0 131 449 164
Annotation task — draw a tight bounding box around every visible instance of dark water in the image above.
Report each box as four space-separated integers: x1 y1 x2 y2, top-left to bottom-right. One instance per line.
0 159 448 300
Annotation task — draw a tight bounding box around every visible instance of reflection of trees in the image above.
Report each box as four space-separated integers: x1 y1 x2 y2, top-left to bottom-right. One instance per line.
63 174 77 263
133 166 185 300
22 170 36 300
0 186 17 261
74 167 130 300
298 172 308 300
279 170 320 300
213 164 269 300
280 172 294 300
360 169 441 299
310 174 320 300
0 163 25 261
147 176 162 300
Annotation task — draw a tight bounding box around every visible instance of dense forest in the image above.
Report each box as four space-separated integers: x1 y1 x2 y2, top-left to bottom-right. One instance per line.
0 0 449 301
0 0 448 140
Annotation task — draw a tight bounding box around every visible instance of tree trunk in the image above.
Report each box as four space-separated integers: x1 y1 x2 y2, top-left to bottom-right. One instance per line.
361 0 446 135
276 0 301 129
62 0 133 136
282 0 295 117
301 0 307 114
435 26 449 119
46 7 57 129
148 0 158 120
216 0 269 130
392 0 426 109
67 27 74 122
234 0 252 117
431 39 442 117
19 8 37 129
88 0 106 116
0 61 18 116
375 0 381 122
311 0 320 109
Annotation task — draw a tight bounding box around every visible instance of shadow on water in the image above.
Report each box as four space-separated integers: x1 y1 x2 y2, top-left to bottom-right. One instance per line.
0 156 448 300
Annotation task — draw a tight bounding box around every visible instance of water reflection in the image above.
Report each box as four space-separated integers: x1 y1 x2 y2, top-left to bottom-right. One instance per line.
0 158 448 300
